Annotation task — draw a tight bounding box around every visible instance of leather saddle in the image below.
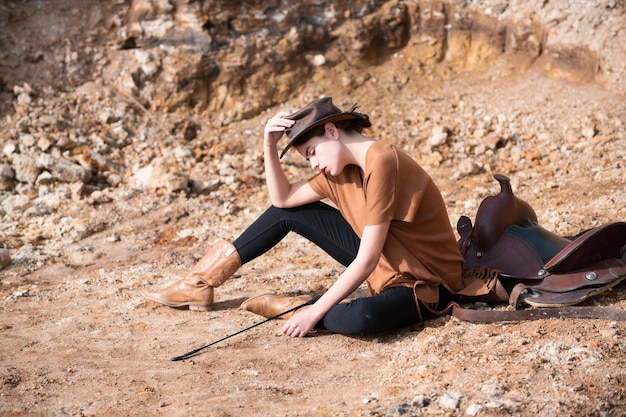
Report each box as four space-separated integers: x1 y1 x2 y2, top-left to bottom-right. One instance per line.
454 174 626 321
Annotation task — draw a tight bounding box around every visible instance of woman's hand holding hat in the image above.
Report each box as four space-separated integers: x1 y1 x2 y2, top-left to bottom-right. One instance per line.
264 111 294 149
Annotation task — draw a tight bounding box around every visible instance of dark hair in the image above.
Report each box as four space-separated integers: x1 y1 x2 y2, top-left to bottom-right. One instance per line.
291 119 370 149
292 126 325 149
334 118 369 133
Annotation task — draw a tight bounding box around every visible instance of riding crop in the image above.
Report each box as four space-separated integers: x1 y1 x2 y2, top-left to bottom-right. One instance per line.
170 299 315 361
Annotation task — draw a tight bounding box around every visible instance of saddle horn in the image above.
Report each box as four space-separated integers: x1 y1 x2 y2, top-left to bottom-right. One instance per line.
472 174 538 251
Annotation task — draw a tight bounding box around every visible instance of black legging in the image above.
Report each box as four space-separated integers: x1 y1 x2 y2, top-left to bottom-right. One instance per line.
233 202 431 335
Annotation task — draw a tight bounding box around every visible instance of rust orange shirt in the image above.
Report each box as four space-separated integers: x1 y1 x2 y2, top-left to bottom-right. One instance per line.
308 141 464 304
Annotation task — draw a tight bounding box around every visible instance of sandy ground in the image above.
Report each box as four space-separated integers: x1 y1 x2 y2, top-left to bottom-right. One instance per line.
2 69 626 416
1 1 626 416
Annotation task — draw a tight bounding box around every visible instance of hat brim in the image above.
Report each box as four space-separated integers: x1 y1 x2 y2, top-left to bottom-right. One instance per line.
279 112 368 159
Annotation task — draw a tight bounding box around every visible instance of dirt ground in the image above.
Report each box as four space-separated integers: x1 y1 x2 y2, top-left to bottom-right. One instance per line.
1 1 626 416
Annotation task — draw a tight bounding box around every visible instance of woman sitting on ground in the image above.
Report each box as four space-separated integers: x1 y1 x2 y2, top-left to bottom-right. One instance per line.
144 96 467 337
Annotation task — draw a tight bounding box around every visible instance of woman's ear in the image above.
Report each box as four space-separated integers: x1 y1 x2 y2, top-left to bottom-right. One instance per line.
325 122 339 140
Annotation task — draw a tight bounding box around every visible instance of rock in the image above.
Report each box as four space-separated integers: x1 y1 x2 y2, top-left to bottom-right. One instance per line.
411 394 431 407
88 190 112 205
133 157 189 192
466 403 483 416
439 390 464 410
65 245 98 266
36 153 92 183
12 289 29 297
473 127 487 138
35 171 54 185
1 193 30 214
36 136 53 152
455 159 482 178
34 186 72 210
12 154 39 184
16 92 31 105
362 393 377 404
386 403 412 416
307 53 326 67
428 125 448 147
0 163 15 190
0 248 11 269
483 132 502 149
2 141 17 157
56 136 77 150
134 49 160 77
581 125 596 138
19 133 37 148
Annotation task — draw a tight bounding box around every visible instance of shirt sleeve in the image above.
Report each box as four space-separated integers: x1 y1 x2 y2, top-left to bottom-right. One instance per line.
308 172 330 200
363 147 398 226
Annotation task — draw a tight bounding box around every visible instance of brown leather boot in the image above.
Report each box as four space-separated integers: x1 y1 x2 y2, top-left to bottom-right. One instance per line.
240 294 313 319
143 239 241 311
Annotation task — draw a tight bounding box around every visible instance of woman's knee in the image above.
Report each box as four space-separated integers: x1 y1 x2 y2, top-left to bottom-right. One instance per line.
321 302 379 335
321 288 420 335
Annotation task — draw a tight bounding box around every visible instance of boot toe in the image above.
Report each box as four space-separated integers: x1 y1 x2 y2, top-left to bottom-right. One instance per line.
240 293 272 313
241 294 313 318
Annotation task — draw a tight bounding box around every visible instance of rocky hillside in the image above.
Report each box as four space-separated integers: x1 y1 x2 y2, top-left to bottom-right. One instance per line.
1 0 624 252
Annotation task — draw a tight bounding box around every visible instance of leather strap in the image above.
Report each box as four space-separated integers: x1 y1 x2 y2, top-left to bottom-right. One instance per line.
451 305 626 322
507 258 626 308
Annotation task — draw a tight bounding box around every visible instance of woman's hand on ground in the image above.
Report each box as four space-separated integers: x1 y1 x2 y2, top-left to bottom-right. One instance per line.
281 308 319 338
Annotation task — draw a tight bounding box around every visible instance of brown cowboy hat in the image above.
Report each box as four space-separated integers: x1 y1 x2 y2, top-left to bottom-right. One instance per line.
280 96 371 158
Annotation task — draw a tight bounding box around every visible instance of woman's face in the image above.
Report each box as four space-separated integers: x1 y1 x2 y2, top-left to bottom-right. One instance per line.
295 124 345 176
